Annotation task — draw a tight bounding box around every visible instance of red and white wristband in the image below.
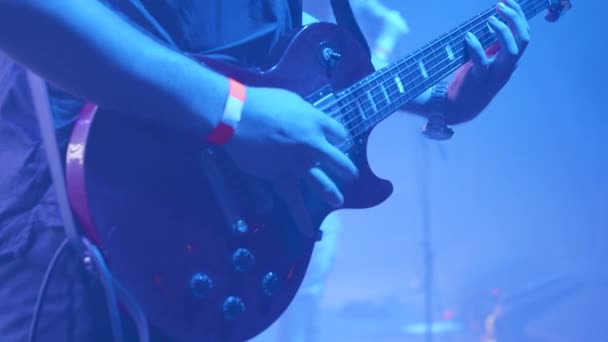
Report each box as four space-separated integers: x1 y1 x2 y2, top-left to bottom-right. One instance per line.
206 78 246 145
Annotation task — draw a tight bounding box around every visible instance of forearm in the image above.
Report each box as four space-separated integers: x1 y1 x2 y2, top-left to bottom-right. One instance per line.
0 0 227 134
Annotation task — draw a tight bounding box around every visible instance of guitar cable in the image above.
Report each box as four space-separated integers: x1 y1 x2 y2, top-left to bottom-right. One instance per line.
82 238 126 342
26 71 149 342
25 235 152 342
25 237 127 342
26 238 70 342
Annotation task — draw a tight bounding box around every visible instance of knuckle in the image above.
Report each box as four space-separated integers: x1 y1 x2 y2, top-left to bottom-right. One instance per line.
490 20 509 34
312 170 338 194
332 121 348 138
467 39 484 52
318 114 333 129
323 183 337 196
496 21 510 33
472 39 485 50
502 6 517 17
310 140 326 156
298 138 320 160
480 58 491 68
509 0 523 11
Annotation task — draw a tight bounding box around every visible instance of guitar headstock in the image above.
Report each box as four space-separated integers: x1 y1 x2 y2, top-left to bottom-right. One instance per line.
545 0 572 22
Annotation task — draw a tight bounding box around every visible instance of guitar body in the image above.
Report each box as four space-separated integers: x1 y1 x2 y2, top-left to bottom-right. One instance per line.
66 23 392 341
65 0 570 335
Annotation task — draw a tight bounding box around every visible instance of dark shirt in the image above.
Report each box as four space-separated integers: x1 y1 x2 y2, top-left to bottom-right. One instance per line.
0 0 302 256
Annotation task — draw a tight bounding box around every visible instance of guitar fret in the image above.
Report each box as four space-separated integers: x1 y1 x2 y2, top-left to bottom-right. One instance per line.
381 84 390 104
418 61 429 79
394 76 405 93
355 98 366 119
335 0 549 138
371 86 387 111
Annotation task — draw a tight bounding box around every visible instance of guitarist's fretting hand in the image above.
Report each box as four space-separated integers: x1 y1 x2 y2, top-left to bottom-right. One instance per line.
224 86 358 208
446 0 531 123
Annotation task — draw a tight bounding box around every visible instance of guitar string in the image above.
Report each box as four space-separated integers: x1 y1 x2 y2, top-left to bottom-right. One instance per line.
322 0 543 135
209 1 546 198
320 0 541 120
315 0 543 144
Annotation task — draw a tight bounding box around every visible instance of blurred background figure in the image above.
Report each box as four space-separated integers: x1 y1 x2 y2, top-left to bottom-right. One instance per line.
350 0 410 67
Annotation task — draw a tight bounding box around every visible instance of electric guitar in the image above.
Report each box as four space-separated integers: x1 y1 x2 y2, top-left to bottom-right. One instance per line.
65 0 571 340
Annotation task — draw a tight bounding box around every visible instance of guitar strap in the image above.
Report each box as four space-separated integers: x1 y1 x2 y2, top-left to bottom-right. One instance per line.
27 73 137 342
26 73 84 252
329 0 371 59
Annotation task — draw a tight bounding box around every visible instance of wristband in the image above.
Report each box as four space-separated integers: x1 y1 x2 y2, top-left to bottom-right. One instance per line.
206 78 246 145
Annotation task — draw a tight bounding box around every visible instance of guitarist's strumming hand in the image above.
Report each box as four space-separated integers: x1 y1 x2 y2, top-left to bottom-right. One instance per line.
446 0 530 123
224 86 358 209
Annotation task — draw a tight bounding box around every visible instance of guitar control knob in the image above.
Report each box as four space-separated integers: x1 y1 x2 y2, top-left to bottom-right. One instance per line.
222 296 245 320
189 273 213 298
232 219 249 235
232 248 255 272
261 272 282 296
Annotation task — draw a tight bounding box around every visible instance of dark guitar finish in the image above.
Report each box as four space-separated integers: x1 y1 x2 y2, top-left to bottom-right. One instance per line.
65 0 569 339
67 23 391 342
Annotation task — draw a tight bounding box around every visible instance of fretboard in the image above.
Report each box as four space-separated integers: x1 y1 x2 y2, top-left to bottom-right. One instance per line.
334 0 550 138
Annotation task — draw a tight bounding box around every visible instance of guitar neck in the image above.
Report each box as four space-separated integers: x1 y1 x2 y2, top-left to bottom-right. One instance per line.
335 0 549 138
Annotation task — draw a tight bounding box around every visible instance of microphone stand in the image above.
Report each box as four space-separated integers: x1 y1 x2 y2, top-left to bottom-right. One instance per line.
419 139 434 342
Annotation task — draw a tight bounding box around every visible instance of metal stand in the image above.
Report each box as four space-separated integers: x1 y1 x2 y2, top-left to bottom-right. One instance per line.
419 139 434 342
